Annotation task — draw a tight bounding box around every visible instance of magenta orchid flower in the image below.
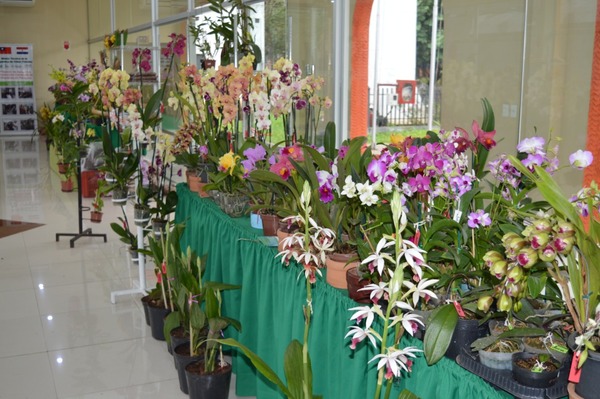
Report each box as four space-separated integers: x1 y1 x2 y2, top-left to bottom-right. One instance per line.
467 209 492 229
472 120 496 150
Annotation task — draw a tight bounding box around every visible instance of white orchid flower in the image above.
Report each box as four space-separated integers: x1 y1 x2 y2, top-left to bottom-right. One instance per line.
403 278 439 307
341 175 357 198
361 238 395 275
349 305 382 329
345 325 378 349
370 346 421 379
359 281 389 304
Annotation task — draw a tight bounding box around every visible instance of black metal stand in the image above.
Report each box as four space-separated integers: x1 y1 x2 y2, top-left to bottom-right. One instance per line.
56 149 107 248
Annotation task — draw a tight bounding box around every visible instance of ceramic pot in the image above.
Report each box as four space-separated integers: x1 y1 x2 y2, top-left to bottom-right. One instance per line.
133 206 150 226
90 211 103 223
185 360 232 399
512 352 561 388
326 252 359 289
61 179 74 192
147 302 170 341
261 213 280 236
346 267 372 303
446 318 488 360
174 343 203 394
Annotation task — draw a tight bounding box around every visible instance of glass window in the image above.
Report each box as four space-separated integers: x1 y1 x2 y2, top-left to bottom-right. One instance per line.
115 0 152 30
88 0 111 40
158 0 189 20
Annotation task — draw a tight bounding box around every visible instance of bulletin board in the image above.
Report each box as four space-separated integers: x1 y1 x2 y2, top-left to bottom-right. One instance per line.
0 44 37 136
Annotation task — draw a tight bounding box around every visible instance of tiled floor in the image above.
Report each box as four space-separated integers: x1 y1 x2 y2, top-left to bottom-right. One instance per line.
0 137 249 398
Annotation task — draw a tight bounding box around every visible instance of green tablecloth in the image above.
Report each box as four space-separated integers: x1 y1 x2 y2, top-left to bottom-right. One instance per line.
175 184 512 399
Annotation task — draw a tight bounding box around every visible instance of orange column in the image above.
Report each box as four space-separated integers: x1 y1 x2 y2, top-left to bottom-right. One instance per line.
350 0 375 138
584 1 600 187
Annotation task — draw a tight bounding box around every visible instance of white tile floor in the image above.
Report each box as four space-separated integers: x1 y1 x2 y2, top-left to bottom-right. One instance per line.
0 137 249 398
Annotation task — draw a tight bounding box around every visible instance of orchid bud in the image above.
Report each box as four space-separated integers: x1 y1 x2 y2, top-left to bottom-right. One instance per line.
483 251 504 268
555 220 576 237
506 237 527 256
506 281 524 297
513 300 523 312
532 218 553 232
552 236 575 254
477 296 494 313
530 232 550 250
522 225 535 238
538 244 557 262
506 265 524 283
498 294 513 312
490 260 508 279
502 232 520 246
517 247 538 269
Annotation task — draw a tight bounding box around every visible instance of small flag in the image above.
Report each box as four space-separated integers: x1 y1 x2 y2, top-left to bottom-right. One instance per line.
0 47 11 54
16 46 29 55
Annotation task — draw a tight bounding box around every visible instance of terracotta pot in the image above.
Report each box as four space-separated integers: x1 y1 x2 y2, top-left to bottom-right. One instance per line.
61 178 74 192
346 267 372 303
90 211 103 223
277 229 293 252
326 252 359 289
57 162 69 174
201 59 216 70
261 214 280 236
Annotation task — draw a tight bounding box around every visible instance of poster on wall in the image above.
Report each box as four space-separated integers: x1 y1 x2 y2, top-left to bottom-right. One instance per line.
0 44 36 136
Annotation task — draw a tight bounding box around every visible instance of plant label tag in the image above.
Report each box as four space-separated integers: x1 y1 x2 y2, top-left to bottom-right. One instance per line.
569 352 582 383
453 301 466 318
453 210 462 223
550 343 568 354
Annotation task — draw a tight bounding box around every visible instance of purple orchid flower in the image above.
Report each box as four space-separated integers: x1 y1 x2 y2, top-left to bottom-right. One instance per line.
569 150 593 169
467 209 491 229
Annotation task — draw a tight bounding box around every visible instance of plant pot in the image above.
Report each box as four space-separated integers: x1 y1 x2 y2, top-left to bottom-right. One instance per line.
478 341 523 370
90 211 103 223
61 178 74 192
147 302 170 341
512 352 561 388
575 349 600 398
152 218 168 237
133 206 150 226
326 252 359 289
446 318 489 360
250 212 263 229
346 267 372 303
174 343 203 394
111 187 128 205
140 295 151 326
57 162 69 174
168 326 190 360
129 246 139 263
185 360 232 399
201 59 216 70
260 213 280 236
523 336 569 363
215 193 248 218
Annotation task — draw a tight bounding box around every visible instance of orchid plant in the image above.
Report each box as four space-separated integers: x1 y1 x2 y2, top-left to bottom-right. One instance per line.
217 181 335 399
346 190 438 398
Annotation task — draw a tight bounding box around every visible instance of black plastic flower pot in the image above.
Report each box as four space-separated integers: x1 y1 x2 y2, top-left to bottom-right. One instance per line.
575 349 600 398
185 360 232 399
140 295 151 326
512 352 561 388
168 325 190 362
446 318 488 360
173 343 203 394
147 304 170 341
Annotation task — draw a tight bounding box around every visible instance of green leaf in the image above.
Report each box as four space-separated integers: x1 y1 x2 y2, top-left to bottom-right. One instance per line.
284 340 304 399
163 311 181 346
217 338 293 397
324 121 336 159
423 304 458 365
397 389 420 399
527 273 548 299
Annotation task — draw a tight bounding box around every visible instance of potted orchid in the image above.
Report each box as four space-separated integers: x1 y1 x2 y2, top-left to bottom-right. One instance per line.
217 181 336 399
204 149 249 217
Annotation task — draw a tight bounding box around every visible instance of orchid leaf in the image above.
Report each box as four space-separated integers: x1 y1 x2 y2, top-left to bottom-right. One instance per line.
397 389 419 399
284 339 304 399
217 338 294 398
424 304 458 365
323 121 336 159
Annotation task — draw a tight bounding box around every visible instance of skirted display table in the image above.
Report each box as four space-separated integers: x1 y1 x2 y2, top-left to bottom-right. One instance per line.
175 184 511 399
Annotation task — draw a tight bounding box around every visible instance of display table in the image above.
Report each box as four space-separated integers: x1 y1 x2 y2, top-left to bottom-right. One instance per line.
175 184 511 399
